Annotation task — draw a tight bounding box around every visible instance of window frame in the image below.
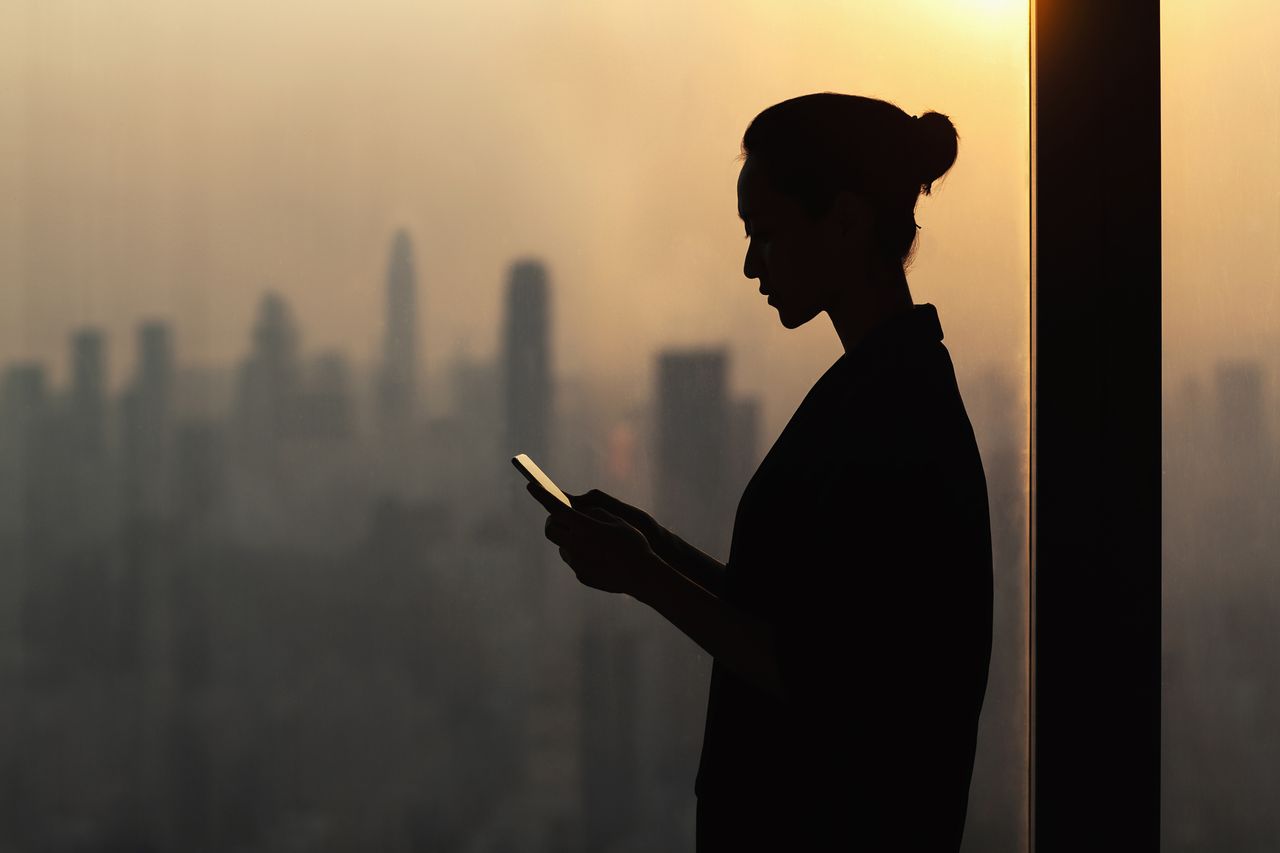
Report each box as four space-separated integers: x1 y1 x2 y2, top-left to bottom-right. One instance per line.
1031 1 1161 849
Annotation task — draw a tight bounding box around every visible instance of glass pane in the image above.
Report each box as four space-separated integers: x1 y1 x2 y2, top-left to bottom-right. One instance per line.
1163 2 1280 848
0 2 1029 849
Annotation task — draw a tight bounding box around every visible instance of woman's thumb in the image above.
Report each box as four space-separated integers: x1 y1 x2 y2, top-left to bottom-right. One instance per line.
582 506 619 524
571 488 610 508
592 488 622 506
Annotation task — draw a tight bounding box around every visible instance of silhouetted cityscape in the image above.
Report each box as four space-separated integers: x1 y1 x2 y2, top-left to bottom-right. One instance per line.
0 228 1040 852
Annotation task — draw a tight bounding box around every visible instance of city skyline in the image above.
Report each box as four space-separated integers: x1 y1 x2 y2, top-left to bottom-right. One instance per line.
0 226 1040 849
0 0 1034 456
6 0 1273 847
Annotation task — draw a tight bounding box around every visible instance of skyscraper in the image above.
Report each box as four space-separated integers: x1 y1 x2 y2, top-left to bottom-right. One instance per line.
502 259 552 471
65 327 116 544
377 229 419 433
499 259 582 848
0 365 47 419
233 292 302 454
646 346 733 847
726 396 760 504
654 347 732 555
69 328 108 458
121 321 175 521
0 364 49 541
137 323 173 411
0 364 50 667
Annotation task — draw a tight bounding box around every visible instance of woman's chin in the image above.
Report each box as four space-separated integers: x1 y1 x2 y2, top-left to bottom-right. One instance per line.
774 302 816 329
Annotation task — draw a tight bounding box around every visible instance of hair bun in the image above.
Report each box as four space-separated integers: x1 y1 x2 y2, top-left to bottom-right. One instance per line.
913 111 958 195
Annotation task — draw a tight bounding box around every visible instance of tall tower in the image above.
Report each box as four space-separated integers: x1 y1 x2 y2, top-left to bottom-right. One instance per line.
377 229 418 433
645 346 733 846
137 323 174 404
67 327 116 544
726 396 760 504
70 328 108 458
0 364 48 540
654 347 732 555
501 259 583 848
121 321 176 521
0 364 48 671
502 259 552 469
233 292 302 454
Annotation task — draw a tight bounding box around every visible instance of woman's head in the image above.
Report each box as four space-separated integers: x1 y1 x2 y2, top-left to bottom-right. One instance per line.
737 92 957 330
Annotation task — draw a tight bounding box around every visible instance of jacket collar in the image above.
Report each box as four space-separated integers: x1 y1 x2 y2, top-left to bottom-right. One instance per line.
837 302 944 367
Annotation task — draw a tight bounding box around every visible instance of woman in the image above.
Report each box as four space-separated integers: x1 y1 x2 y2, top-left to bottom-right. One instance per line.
527 92 993 851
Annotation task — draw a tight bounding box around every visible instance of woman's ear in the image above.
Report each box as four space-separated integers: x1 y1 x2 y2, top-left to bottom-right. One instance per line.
829 189 874 243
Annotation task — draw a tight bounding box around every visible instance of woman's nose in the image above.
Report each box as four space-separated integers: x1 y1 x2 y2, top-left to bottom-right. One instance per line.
743 242 760 280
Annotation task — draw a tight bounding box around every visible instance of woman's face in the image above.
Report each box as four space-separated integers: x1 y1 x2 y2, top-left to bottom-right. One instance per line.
737 155 866 329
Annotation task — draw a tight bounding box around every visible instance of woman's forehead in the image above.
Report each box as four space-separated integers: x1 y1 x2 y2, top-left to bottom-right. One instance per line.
737 157 771 214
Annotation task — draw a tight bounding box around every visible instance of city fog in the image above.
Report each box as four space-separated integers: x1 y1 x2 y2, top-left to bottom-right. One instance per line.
1162 1 1280 848
0 2 1032 851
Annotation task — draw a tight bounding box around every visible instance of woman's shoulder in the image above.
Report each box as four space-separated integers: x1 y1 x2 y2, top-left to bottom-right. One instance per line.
823 345 967 446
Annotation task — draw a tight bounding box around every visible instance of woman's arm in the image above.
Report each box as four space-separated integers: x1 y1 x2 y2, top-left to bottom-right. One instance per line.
631 550 783 698
649 526 728 598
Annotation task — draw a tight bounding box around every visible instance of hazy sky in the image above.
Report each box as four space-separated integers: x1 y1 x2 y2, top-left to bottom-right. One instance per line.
1 0 1030 439
1162 0 1280 383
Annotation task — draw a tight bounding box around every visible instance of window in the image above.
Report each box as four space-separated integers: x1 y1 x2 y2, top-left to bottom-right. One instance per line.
0 2 1031 849
1162 1 1280 848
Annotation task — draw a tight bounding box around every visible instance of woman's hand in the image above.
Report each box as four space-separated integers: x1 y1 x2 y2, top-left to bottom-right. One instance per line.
566 488 664 548
527 482 659 596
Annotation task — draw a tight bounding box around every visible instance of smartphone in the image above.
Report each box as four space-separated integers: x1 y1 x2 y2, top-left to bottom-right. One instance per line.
511 453 573 510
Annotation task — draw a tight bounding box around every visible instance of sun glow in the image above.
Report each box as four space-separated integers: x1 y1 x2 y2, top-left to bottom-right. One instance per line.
968 0 1025 19
931 0 1027 34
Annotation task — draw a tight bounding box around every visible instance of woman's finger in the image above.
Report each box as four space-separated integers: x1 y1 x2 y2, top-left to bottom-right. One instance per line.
544 514 570 545
527 482 567 515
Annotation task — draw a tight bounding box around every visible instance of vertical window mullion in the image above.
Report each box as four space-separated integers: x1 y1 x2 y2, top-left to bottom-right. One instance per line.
1032 2 1162 850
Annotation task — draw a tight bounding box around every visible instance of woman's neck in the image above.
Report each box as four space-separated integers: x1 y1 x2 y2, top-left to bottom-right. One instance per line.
827 263 914 355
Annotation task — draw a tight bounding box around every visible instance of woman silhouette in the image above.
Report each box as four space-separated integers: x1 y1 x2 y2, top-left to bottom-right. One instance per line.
529 92 993 851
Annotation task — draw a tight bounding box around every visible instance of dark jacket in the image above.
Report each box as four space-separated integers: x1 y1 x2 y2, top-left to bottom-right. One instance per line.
694 303 994 851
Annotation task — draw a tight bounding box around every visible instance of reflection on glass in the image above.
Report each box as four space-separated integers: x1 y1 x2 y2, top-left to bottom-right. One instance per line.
0 1 1029 849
